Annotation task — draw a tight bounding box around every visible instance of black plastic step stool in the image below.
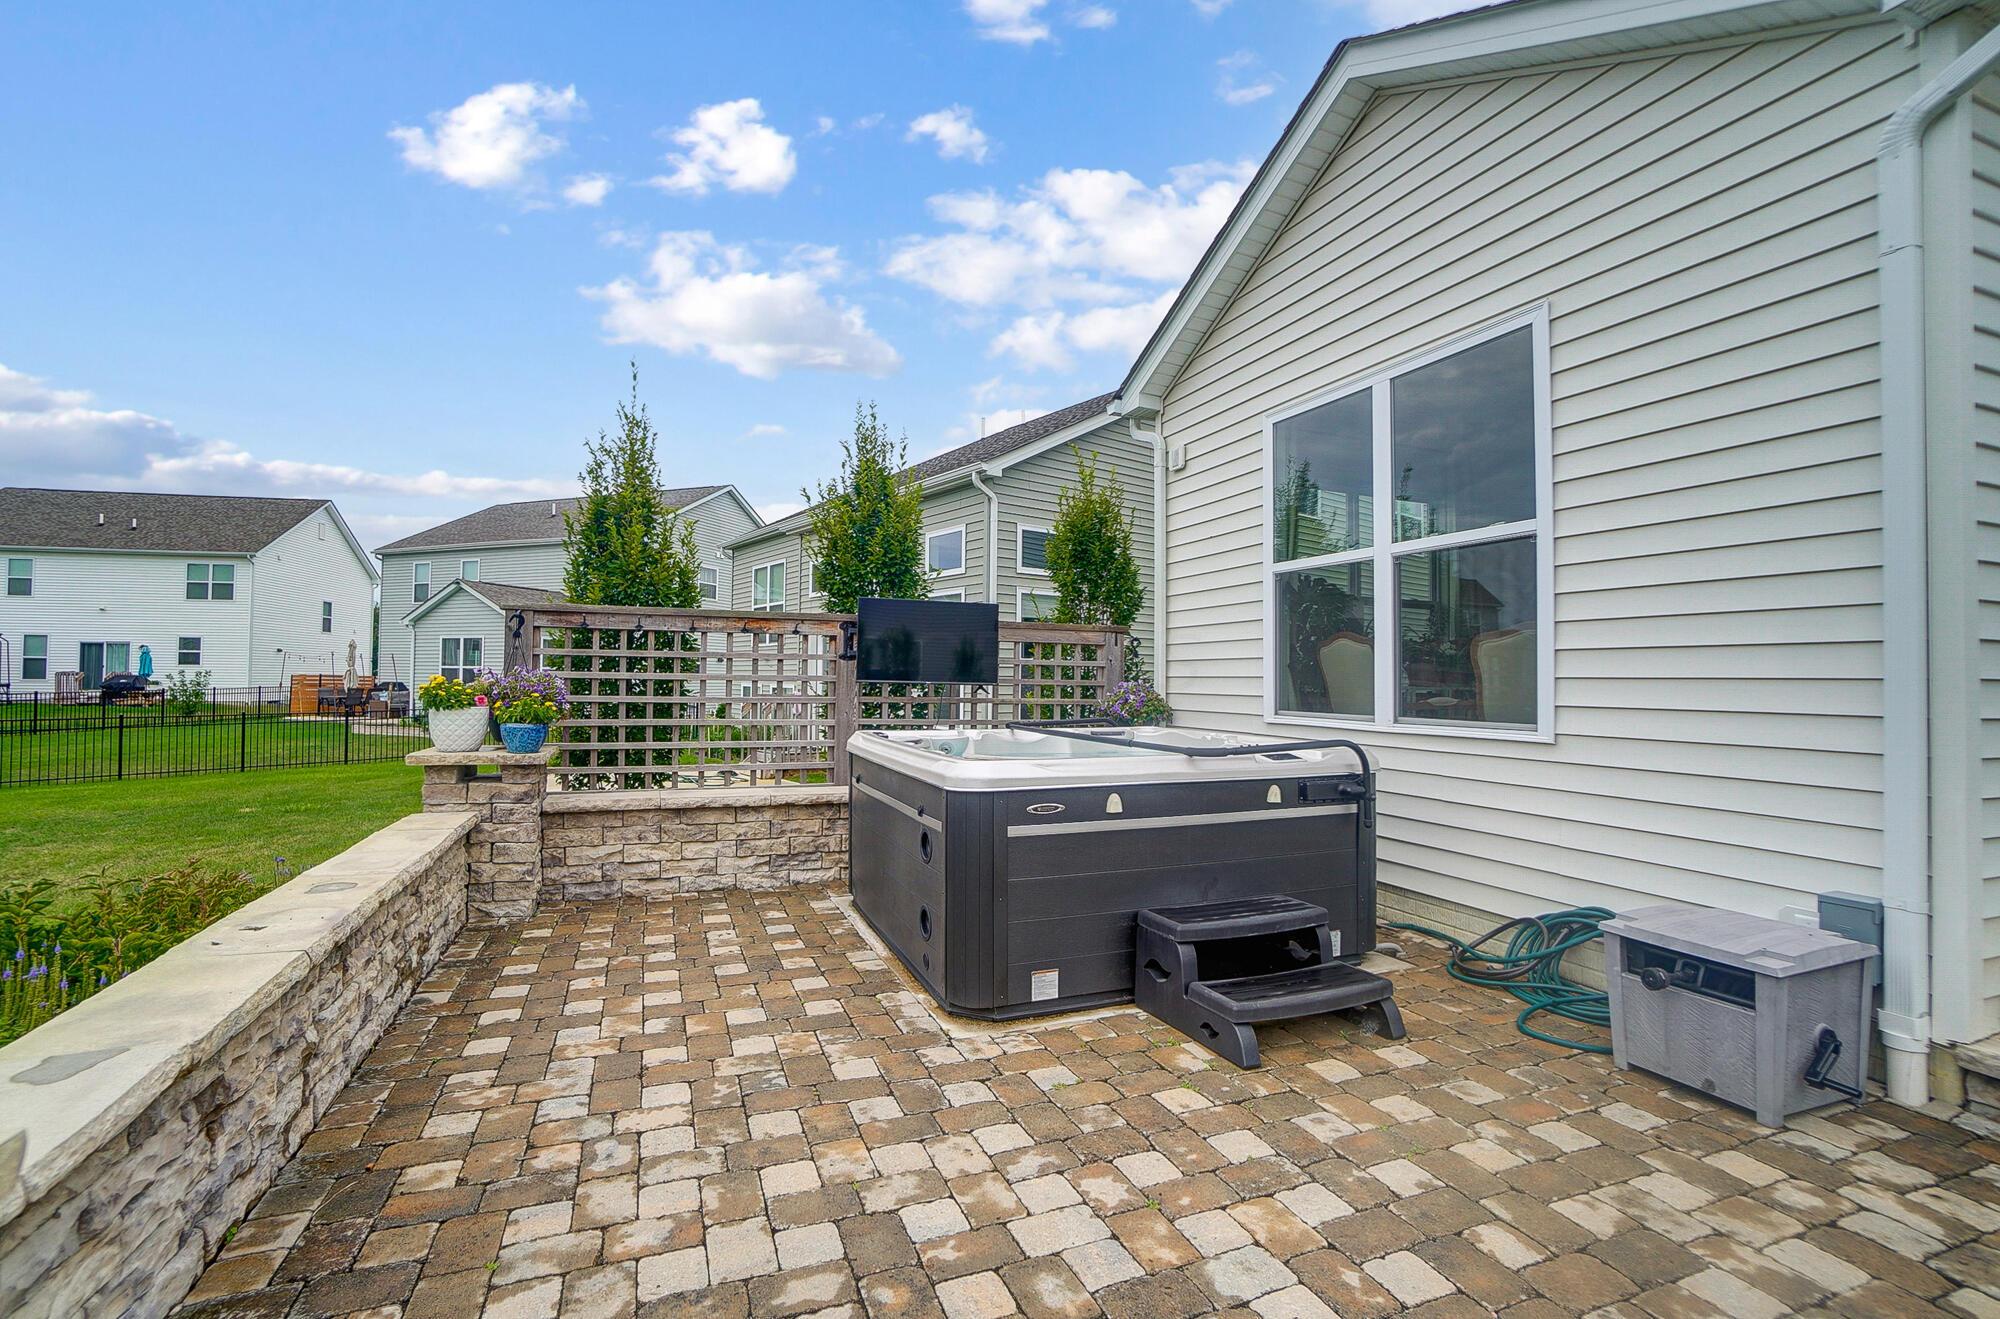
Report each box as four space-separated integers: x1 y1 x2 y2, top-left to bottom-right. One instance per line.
1135 895 1404 1068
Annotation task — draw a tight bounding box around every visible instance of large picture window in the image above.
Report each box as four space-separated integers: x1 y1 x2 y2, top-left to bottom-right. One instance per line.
186 562 235 601
1267 311 1549 736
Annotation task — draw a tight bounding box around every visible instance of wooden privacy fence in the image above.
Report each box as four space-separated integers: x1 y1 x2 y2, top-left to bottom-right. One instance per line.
504 605 1127 791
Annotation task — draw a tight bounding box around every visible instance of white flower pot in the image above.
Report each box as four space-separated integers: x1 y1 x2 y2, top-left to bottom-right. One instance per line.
427 705 491 753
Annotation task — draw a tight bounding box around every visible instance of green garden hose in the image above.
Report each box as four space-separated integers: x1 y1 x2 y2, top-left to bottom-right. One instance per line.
1384 906 1615 1053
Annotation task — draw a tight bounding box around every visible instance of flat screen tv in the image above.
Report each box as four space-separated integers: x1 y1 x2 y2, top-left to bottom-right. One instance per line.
856 597 999 684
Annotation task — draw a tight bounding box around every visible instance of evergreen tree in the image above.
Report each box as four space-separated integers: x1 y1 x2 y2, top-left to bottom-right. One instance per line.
801 402 928 612
1045 448 1147 678
562 365 701 608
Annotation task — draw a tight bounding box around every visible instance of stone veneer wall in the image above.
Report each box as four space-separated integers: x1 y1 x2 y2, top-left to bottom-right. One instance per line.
0 811 476 1319
541 786 849 901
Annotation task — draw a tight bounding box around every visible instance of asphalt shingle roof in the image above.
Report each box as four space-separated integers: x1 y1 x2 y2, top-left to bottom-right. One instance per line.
376 486 726 553
0 487 329 554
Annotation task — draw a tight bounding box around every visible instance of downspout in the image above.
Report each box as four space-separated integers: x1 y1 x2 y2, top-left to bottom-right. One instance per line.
970 469 1000 605
1875 21 2000 1109
1128 414 1167 681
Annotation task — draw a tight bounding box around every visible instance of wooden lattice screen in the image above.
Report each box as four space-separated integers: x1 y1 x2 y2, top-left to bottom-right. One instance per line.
510 607 1126 791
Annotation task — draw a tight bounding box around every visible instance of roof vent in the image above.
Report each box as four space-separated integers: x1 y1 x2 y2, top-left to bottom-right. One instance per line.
129 518 138 530
97 513 105 526
549 502 558 516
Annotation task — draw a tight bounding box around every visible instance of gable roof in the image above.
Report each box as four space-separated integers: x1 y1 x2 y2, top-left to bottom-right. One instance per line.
729 393 1120 547
1115 0 1882 412
400 578 569 625
377 485 737 554
0 487 330 555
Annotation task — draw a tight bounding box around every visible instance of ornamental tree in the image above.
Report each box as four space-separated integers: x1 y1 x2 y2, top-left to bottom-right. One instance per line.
1045 447 1148 680
562 365 702 609
801 401 929 613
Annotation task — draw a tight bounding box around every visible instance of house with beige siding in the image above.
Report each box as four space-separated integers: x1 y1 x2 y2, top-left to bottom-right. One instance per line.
0 487 377 693
379 486 759 686
723 396 1160 666
1115 0 2000 1107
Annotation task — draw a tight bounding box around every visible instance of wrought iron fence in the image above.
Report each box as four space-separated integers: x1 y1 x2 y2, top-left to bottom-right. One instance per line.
0 698 429 787
507 605 1127 791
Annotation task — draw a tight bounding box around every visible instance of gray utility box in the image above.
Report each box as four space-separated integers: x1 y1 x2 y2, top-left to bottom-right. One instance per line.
1602 906 1874 1128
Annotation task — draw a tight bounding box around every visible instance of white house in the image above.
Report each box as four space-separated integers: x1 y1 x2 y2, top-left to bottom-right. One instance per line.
377 486 760 687
1118 0 2000 1107
0 487 378 694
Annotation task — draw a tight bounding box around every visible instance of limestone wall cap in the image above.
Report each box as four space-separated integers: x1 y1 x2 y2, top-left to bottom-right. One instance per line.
543 785 849 813
405 748 560 767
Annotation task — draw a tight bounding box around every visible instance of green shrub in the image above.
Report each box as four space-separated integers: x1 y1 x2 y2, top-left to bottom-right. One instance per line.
164 669 212 716
0 862 285 1044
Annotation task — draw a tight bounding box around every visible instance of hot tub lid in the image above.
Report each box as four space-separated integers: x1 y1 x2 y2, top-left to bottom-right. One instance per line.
848 726 1366 789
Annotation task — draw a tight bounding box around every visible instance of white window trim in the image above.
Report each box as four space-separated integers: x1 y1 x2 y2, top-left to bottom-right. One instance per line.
1016 524 1052 578
177 636 202 667
321 600 334 633
932 588 965 602
801 560 816 600
698 562 720 603
751 558 788 611
22 633 48 680
926 525 967 579
413 561 432 602
1016 585 1058 623
460 558 481 582
440 636 484 681
6 557 31 596
1261 305 1554 743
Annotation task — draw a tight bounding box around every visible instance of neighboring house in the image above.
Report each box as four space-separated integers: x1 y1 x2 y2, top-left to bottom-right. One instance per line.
0 487 378 693
723 395 1159 663
378 486 760 686
1116 0 2000 1103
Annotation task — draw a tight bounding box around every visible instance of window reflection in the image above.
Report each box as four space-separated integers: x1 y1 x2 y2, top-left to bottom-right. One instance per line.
1396 538 1536 726
1273 388 1372 561
1391 327 1535 541
1276 561 1374 718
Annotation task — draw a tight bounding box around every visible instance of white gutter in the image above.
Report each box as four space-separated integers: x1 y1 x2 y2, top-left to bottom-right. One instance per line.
970 469 1001 605
1875 20 2000 1109
1126 414 1168 680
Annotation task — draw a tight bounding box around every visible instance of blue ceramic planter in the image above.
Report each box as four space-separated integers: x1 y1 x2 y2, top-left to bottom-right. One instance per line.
500 723 549 754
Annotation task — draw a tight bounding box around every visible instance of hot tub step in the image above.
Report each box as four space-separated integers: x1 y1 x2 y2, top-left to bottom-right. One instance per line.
1136 896 1404 1068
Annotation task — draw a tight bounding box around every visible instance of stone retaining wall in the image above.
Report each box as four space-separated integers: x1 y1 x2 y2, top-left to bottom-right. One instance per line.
542 786 848 900
0 811 476 1319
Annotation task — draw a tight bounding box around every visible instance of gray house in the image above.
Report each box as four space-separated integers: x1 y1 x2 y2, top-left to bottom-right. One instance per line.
379 485 760 686
724 396 1159 663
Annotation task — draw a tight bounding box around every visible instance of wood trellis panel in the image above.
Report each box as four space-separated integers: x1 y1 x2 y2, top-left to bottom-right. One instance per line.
510 606 1126 791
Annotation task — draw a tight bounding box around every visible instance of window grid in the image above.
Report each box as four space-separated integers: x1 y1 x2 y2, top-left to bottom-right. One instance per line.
178 636 202 667
22 634 47 680
6 558 30 597
440 637 484 683
1264 308 1552 740
185 562 235 601
414 562 431 603
1018 526 1051 576
322 601 333 633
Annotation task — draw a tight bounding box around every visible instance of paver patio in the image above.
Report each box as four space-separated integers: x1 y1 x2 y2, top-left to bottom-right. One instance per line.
176 887 2000 1318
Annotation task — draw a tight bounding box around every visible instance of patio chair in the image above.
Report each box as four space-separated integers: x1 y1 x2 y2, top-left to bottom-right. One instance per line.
1315 632 1373 717
54 671 83 704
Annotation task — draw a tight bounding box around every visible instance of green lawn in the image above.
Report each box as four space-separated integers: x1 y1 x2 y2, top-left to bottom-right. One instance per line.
0 761 424 894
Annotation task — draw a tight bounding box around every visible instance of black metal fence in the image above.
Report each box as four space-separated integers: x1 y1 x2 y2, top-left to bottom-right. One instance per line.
0 696 429 787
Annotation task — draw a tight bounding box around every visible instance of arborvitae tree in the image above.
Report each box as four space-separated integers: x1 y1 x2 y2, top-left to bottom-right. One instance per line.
1045 447 1147 679
801 402 928 613
562 365 701 608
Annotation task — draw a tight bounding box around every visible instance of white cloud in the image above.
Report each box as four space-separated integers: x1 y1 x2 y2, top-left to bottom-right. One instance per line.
1071 5 1117 27
756 498 806 522
389 82 582 191
742 423 787 439
586 232 901 380
885 160 1253 310
651 99 796 196
990 290 1175 372
907 105 991 164
1216 51 1280 106
1190 0 1234 15
563 173 612 206
966 0 1050 43
0 362 569 501
1361 0 1477 25
812 114 838 136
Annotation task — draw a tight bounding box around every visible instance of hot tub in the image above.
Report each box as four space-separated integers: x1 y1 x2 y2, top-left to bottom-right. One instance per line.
847 725 1378 1019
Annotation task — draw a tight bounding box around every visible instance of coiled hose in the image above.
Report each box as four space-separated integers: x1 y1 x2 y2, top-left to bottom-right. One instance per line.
1384 906 1615 1053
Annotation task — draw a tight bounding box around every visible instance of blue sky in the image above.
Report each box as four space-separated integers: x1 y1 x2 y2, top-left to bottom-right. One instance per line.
0 1 1399 549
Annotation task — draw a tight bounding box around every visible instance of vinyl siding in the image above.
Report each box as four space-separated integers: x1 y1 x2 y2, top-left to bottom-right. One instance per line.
727 482 993 609
921 484 988 601
993 421 1157 665
0 550 256 689
247 506 376 685
1974 77 2000 1039
410 592 504 687
1158 21 1922 928
380 544 563 686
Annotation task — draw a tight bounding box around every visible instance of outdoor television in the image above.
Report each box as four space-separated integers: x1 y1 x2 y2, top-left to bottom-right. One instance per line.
856 597 999 685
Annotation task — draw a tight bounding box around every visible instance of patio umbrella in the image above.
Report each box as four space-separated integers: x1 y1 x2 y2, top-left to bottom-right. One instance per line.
137 644 153 679
344 639 357 691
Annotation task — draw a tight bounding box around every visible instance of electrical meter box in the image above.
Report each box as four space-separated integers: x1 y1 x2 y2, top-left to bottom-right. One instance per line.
1602 905 1875 1128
